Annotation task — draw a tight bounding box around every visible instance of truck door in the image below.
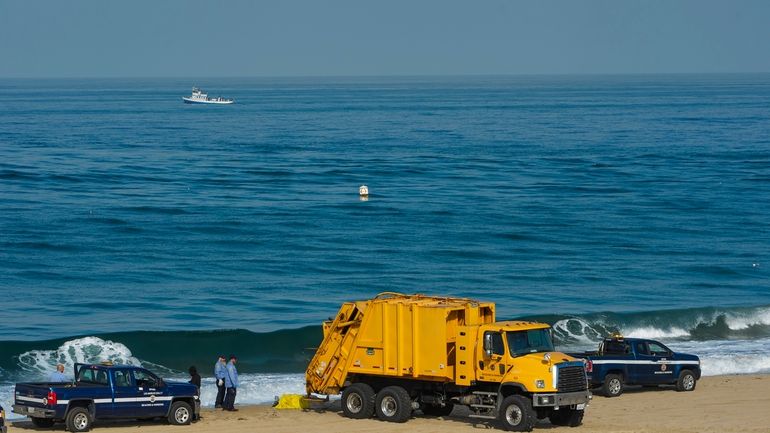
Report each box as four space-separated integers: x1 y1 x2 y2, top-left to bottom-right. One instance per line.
133 369 169 417
632 341 660 384
111 368 140 417
478 331 507 383
646 341 675 384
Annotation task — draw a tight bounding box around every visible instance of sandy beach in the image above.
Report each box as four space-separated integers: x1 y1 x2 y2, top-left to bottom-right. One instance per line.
8 375 768 433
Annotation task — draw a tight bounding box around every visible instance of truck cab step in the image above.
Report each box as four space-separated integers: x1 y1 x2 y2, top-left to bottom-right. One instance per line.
469 414 497 420
470 404 496 409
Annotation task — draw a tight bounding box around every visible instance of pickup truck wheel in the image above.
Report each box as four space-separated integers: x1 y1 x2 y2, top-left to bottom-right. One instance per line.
341 383 375 419
602 374 624 397
676 370 697 392
549 408 584 427
498 395 536 432
65 407 92 432
31 417 55 428
168 401 193 425
374 386 412 423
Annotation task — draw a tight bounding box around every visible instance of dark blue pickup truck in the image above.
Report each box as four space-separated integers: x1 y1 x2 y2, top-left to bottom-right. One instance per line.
13 363 199 432
570 336 701 397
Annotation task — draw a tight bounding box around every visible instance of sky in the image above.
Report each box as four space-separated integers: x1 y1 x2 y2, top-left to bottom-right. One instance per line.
1 0 770 78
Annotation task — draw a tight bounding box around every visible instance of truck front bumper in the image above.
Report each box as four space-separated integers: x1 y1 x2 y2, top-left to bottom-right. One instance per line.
12 404 57 418
532 390 591 408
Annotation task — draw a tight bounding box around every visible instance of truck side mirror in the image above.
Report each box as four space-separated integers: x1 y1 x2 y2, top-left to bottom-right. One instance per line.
483 333 493 358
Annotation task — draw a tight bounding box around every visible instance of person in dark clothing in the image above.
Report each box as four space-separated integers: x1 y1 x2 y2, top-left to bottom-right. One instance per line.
188 366 201 394
214 355 227 408
188 366 202 421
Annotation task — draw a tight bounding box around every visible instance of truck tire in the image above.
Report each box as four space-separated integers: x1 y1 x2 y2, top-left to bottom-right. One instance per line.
422 402 454 417
548 408 584 427
498 395 536 432
168 401 193 425
341 383 375 419
676 370 697 392
602 374 624 397
65 407 92 432
374 386 412 423
31 417 55 428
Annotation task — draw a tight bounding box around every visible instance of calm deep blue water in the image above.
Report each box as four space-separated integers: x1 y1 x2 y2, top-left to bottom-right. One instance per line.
1 75 769 410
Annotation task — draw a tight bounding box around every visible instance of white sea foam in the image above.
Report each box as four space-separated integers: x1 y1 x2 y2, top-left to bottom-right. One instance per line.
16 336 140 380
552 318 605 345
723 307 770 330
656 337 770 376
623 326 690 340
196 373 305 407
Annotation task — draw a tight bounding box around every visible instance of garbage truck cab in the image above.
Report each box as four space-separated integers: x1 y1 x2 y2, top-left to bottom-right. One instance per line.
305 293 590 432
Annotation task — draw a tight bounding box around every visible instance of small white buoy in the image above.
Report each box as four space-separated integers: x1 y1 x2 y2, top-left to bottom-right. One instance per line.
359 185 369 201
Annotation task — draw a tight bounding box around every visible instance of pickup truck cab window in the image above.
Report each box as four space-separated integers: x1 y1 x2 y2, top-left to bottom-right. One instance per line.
602 340 631 355
133 369 160 388
113 369 133 387
635 341 650 355
507 328 555 357
77 367 109 385
646 341 671 357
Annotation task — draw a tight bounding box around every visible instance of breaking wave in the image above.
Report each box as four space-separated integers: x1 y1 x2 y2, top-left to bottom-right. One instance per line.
2 304 770 418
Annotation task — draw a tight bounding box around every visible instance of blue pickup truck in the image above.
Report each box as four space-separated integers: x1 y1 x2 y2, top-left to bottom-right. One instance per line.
13 363 199 432
571 335 701 397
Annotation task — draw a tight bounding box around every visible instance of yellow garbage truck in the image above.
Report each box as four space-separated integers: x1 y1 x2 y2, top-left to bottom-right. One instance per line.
305 293 590 431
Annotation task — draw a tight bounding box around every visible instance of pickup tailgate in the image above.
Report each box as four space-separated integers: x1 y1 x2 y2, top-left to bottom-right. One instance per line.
14 383 53 409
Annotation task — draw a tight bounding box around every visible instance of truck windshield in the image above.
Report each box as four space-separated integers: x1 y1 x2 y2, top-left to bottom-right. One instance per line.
507 329 555 357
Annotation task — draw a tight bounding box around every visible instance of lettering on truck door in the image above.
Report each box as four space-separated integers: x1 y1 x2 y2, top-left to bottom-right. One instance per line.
133 369 169 417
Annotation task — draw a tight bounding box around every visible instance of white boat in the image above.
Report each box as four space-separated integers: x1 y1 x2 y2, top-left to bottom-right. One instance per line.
182 87 234 104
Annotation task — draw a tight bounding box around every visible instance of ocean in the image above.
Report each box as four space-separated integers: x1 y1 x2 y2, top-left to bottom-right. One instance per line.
1 75 769 415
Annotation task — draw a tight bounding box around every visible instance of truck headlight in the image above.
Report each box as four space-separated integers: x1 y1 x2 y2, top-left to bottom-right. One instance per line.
536 379 546 389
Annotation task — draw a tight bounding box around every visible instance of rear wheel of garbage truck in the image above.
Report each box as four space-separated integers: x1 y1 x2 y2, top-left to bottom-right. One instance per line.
498 395 536 432
549 408 584 427
375 386 412 423
602 374 624 397
422 402 454 417
341 383 376 419
31 417 55 428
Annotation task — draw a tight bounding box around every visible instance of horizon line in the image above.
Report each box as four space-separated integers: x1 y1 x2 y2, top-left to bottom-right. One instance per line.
2 71 770 81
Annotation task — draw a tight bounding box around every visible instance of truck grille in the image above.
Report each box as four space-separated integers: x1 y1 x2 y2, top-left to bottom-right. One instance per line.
557 365 587 392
